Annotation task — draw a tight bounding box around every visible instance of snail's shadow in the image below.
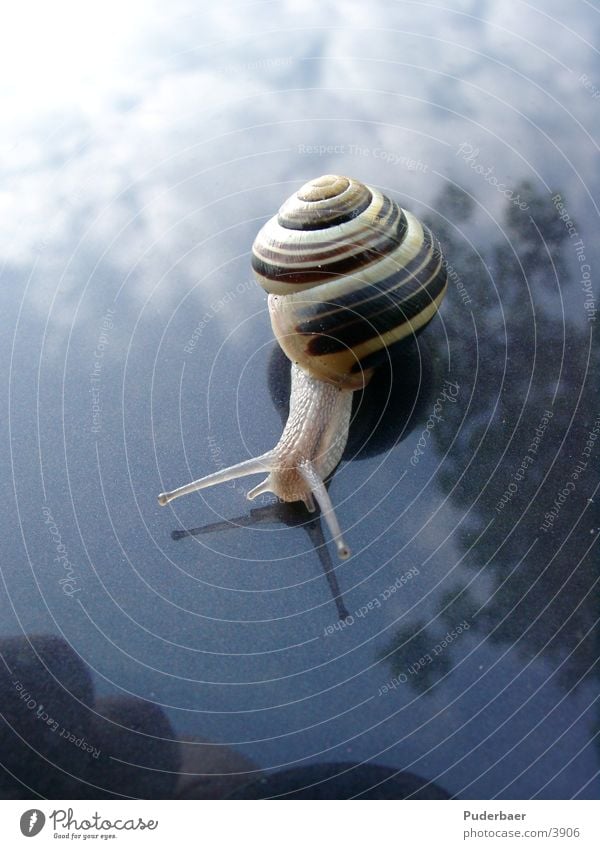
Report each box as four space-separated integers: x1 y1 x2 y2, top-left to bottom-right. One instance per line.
170 339 440 620
172 501 351 621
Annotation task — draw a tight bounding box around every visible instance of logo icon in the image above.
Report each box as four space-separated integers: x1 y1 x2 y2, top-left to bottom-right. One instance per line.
20 810 45 837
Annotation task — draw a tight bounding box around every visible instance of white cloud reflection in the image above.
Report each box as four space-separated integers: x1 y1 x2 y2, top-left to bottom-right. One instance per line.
1 0 598 306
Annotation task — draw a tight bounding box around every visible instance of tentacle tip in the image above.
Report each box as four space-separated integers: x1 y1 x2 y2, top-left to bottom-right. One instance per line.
158 493 170 506
337 541 351 560
247 477 272 501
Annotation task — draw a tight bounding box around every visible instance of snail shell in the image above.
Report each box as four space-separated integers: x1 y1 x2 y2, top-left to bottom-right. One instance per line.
158 175 448 560
251 174 447 389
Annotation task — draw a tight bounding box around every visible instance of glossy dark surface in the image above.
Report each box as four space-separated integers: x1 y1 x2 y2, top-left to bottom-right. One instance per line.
1 1 598 799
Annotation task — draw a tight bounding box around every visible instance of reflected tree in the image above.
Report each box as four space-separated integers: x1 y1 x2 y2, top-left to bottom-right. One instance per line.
382 180 598 694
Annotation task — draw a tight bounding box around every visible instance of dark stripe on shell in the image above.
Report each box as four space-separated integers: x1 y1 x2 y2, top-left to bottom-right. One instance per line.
257 195 395 261
301 238 446 357
296 227 441 326
306 271 446 358
277 182 372 230
351 324 429 373
251 200 408 287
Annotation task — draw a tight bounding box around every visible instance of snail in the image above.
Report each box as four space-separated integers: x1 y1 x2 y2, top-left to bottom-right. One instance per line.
158 174 447 559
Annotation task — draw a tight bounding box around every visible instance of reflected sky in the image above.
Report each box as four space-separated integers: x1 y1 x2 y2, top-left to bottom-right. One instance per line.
1 0 598 800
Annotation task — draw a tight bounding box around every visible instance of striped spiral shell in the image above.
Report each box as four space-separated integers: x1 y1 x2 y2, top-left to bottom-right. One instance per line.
251 174 447 390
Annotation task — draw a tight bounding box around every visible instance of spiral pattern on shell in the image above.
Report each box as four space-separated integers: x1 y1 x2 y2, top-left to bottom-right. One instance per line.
251 174 447 390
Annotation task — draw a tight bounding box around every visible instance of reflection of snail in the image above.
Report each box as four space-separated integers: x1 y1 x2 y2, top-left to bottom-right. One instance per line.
159 175 447 558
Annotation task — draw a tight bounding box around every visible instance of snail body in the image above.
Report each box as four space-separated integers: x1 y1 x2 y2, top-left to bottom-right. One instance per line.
158 175 447 558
